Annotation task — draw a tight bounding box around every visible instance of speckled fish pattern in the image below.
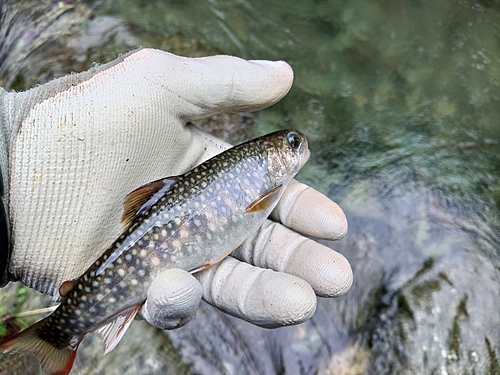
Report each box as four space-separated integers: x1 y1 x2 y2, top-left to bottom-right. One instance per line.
0 129 309 375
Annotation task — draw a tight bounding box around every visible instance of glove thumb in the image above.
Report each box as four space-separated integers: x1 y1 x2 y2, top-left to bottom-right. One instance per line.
140 268 202 330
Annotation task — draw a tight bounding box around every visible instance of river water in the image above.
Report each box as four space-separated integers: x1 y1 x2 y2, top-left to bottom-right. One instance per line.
1 0 499 374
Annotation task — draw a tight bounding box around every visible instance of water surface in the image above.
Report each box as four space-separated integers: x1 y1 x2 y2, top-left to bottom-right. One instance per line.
1 0 499 374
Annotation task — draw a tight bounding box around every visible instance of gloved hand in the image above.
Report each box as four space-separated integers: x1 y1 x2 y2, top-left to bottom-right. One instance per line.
0 48 352 329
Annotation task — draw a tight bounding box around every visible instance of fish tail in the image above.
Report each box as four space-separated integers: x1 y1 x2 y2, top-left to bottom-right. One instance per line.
0 321 80 375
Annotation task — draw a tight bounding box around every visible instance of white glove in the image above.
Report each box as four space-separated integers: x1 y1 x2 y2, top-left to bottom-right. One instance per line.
0 48 352 329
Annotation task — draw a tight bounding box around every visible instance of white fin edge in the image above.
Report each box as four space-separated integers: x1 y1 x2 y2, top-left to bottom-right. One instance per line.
92 304 142 355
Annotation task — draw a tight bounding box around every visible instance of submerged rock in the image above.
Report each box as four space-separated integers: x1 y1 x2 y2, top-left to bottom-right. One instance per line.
1 1 499 374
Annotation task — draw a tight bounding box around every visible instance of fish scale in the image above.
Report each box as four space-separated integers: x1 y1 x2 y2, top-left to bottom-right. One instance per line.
0 129 309 375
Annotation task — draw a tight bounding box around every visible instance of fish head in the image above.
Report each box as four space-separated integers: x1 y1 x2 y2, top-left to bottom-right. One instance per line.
263 130 310 185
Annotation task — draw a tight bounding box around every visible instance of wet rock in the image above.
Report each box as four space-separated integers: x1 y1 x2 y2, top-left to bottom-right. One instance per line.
1 1 500 374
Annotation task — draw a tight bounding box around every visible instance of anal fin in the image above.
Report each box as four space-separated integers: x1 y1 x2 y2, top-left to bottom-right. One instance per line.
92 303 142 355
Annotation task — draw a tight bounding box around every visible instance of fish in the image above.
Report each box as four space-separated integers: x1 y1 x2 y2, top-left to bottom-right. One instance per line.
0 129 309 375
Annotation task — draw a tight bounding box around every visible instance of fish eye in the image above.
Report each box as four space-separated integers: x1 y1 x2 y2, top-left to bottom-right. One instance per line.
286 132 301 149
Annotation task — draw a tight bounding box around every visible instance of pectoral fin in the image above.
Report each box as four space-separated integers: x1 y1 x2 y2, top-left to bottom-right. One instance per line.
244 185 283 214
121 177 178 229
92 303 142 355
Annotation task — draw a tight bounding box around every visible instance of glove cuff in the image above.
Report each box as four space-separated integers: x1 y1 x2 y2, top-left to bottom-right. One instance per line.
0 166 10 287
0 87 8 197
0 88 10 286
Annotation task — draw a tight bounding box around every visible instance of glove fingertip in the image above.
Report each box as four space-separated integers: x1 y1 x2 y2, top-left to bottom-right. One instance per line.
252 271 317 328
273 180 348 241
197 258 316 328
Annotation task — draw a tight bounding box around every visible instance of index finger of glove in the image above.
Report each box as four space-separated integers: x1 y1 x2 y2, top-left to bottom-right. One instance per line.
123 49 294 119
271 180 348 241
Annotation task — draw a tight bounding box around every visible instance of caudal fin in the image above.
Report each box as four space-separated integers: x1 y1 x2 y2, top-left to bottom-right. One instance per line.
0 321 79 375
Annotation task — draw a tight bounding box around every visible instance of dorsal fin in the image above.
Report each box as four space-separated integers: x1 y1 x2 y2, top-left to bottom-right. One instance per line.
121 177 178 229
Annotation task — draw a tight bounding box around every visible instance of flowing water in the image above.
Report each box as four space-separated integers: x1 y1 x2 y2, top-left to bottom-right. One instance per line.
1 0 500 374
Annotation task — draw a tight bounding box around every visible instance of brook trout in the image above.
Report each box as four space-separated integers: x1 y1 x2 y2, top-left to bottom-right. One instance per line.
0 129 309 375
